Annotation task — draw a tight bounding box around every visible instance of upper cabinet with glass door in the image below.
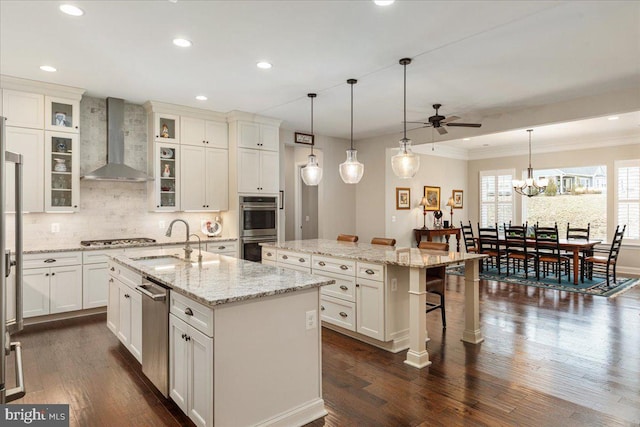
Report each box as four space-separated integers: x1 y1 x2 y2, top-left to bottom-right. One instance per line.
45 131 79 212
153 113 180 144
45 96 80 133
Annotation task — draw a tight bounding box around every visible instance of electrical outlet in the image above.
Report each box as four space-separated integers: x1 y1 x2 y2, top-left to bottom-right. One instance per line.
306 310 317 330
391 278 398 291
159 220 166 229
51 223 60 233
391 216 396 223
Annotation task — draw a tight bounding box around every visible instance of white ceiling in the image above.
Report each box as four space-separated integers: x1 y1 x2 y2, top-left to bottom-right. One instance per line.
1 1 639 144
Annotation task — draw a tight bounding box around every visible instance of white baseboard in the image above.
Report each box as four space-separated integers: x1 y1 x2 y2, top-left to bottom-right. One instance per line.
24 307 106 326
255 398 327 427
322 322 410 353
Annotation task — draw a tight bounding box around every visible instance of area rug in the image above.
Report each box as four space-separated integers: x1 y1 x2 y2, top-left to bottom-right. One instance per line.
446 265 639 298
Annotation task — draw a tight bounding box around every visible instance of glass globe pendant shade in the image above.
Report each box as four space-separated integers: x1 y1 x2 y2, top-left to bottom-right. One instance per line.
339 149 364 184
301 154 323 186
391 138 420 179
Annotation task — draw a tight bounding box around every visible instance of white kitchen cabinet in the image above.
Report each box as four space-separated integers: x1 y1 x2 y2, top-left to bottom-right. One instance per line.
150 142 180 212
153 113 180 143
107 277 119 334
22 263 82 318
180 145 228 211
356 277 385 340
44 131 79 212
44 96 80 133
181 117 228 149
1 89 44 129
170 314 213 427
115 277 142 363
205 241 237 257
237 121 278 151
83 263 108 309
237 148 279 194
5 126 44 213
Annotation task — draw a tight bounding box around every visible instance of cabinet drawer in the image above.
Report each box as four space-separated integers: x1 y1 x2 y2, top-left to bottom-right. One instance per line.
312 255 355 277
320 295 356 331
278 263 310 274
24 251 82 269
108 261 141 290
278 250 311 268
83 249 124 265
261 247 277 263
206 241 237 255
262 260 276 267
317 270 356 302
170 291 214 338
357 262 385 282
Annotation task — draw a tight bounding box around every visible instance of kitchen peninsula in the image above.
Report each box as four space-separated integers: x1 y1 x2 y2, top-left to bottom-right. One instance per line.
262 239 486 369
108 248 333 427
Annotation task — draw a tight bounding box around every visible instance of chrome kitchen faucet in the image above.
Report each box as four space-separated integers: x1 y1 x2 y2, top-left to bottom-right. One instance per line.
165 219 192 259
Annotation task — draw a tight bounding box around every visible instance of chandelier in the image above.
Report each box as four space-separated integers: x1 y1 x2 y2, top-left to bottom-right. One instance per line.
512 129 548 197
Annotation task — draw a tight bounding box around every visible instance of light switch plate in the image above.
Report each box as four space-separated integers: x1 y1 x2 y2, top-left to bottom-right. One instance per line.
306 310 317 330
51 223 60 233
159 220 166 229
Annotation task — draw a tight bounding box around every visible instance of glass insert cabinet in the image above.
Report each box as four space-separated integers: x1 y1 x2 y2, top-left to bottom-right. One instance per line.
44 131 79 212
44 96 80 133
150 143 180 211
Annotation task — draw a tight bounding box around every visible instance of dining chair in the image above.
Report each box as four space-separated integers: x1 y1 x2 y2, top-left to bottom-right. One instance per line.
504 223 535 278
477 224 504 274
583 224 625 286
418 241 448 327
460 221 477 253
371 237 396 246
337 234 358 242
566 222 591 281
534 225 571 284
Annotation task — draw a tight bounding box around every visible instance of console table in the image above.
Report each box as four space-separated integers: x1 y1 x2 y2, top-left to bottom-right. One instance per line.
414 227 461 252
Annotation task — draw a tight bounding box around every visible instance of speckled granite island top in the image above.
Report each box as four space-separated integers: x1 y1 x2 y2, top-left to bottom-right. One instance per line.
111 248 334 307
21 237 237 254
262 239 486 268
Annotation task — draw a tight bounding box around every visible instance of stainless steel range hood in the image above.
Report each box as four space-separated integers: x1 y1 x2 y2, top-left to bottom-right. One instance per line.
82 97 153 182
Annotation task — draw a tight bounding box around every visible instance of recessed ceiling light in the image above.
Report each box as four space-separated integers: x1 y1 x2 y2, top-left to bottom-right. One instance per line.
195 95 207 101
39 65 57 72
168 0 178 3
173 38 192 48
463 138 471 141
59 4 84 16
373 0 395 5
608 116 619 121
256 61 272 69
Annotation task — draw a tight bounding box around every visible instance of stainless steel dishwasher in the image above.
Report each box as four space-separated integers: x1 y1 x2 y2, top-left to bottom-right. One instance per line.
136 276 170 397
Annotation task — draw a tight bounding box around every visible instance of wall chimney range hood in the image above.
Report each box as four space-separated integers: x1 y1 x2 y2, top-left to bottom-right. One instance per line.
82 97 153 182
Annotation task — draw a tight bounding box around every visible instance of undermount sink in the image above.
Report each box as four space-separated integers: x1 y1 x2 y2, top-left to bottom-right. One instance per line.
133 255 191 268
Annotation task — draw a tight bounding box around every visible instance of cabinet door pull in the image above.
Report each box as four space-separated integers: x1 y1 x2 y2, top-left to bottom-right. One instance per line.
339 312 348 318
320 305 325 311
44 259 56 263
110 266 115 271
181 333 186 339
45 273 49 277
109 278 113 283
365 269 375 275
51 272 55 276
339 285 348 291
124 294 130 298
281 255 288 260
318 261 326 266
186 336 191 341
340 265 348 270
185 307 194 316
298 258 306 263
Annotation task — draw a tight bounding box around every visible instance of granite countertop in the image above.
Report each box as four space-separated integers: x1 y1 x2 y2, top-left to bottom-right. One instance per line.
111 248 334 307
262 239 486 268
21 236 238 255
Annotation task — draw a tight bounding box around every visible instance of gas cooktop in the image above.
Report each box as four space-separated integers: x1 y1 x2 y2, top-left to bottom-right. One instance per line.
80 238 157 247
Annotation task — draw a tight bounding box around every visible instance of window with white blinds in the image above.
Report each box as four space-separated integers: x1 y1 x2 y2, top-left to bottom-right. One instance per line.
615 159 640 242
479 169 515 228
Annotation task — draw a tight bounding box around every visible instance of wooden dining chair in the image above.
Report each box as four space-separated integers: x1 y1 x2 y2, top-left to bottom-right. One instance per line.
418 241 448 327
477 224 504 274
566 222 591 280
504 223 535 278
583 224 625 286
371 237 396 246
337 234 358 242
460 221 477 253
534 225 570 284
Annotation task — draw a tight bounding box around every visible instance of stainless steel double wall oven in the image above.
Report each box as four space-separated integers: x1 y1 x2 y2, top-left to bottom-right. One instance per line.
239 196 277 262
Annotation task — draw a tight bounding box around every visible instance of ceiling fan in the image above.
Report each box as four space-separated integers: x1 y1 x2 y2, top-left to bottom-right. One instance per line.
406 103 482 135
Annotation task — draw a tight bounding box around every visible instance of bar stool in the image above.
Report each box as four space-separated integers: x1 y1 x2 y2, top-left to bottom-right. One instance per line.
337 234 358 242
371 237 396 246
418 241 449 327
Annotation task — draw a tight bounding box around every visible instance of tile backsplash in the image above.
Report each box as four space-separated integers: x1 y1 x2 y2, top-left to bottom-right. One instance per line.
4 96 230 251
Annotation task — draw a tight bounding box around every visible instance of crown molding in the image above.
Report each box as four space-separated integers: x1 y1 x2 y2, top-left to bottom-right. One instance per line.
0 75 85 99
226 110 283 126
143 100 226 122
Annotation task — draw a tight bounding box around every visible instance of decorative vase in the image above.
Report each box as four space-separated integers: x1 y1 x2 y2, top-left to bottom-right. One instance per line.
162 164 171 177
54 158 67 172
56 141 67 152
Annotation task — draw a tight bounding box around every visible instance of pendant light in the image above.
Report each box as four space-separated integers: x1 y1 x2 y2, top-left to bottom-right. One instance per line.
301 93 323 186
391 58 420 179
512 129 548 197
339 79 364 184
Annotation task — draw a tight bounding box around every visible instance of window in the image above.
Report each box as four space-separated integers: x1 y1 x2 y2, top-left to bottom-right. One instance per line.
524 165 607 240
615 159 639 242
480 169 514 228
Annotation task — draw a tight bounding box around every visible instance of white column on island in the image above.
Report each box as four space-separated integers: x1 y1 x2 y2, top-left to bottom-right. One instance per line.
462 258 484 344
404 266 432 368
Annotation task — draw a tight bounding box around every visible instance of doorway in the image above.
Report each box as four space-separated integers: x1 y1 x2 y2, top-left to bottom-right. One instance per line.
295 163 319 241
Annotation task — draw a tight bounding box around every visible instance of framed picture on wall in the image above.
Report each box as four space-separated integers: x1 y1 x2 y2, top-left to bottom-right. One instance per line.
396 187 411 210
423 186 440 211
294 132 314 145
452 189 463 209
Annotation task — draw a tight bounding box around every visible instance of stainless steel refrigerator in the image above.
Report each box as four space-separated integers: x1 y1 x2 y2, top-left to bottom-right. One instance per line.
0 116 26 403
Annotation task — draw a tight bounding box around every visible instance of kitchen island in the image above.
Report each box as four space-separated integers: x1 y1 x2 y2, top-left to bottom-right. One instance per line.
108 248 334 427
261 239 486 369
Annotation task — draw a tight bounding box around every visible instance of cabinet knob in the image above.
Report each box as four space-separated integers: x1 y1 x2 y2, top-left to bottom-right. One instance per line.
74 205 78 208
156 135 159 138
110 267 115 271
109 278 113 283
281 255 288 260
185 307 194 316
339 285 348 291
186 336 191 341
157 205 160 208
75 126 79 129
202 140 206 144
320 305 325 311
181 333 186 339
339 312 348 318
51 272 55 276
45 273 49 277
125 294 130 298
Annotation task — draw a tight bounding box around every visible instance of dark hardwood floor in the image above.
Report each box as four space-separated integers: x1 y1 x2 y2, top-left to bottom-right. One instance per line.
8 275 640 426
